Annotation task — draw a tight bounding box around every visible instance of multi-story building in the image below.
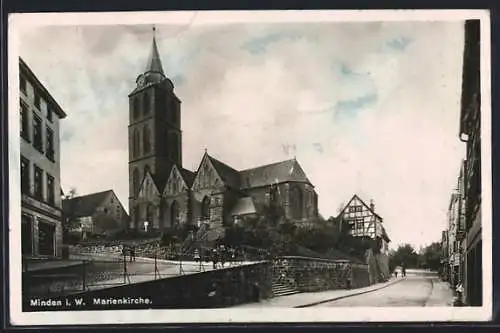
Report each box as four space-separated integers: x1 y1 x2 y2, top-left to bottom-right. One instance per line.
447 191 461 286
128 28 319 237
440 230 449 281
337 194 391 255
19 58 66 258
458 19 482 306
62 189 129 239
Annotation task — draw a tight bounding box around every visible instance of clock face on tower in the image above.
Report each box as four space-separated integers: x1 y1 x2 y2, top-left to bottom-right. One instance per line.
137 75 146 87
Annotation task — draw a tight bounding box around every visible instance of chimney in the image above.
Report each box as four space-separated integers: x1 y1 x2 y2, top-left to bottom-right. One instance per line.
370 199 375 211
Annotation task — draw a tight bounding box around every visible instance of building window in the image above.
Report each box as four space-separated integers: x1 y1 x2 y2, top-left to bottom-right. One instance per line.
38 221 55 256
290 186 303 219
34 91 41 110
143 125 151 153
104 208 108 214
133 168 139 197
116 206 121 218
34 165 43 200
170 100 177 123
46 174 55 205
146 204 153 223
20 75 27 94
270 185 279 206
170 201 180 226
47 107 53 122
21 214 33 255
143 92 150 115
134 206 141 228
20 156 30 194
201 196 210 220
20 102 29 141
172 178 178 193
355 219 364 230
133 129 140 157
46 127 54 161
144 165 151 177
170 133 179 162
33 115 43 152
133 97 139 120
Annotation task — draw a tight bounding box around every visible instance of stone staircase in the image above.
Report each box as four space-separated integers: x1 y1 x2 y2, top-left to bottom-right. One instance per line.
272 280 300 297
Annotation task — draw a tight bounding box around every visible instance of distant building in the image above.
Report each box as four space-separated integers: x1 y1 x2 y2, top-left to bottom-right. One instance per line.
458 19 482 306
19 58 67 258
128 28 319 237
337 194 391 255
440 230 449 280
62 190 129 239
447 190 462 287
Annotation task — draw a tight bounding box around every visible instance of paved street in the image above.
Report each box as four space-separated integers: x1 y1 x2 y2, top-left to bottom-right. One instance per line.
312 274 453 307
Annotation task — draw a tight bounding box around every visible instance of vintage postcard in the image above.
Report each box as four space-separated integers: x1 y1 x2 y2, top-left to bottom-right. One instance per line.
8 9 492 325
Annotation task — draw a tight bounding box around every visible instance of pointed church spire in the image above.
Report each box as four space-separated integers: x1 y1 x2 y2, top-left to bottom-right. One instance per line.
145 25 164 74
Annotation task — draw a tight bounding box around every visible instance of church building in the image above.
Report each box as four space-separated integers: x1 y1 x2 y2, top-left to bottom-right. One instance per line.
128 28 319 234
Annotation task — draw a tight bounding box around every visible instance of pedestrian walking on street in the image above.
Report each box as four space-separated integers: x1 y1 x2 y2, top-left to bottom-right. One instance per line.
454 280 464 306
394 270 398 278
130 245 136 262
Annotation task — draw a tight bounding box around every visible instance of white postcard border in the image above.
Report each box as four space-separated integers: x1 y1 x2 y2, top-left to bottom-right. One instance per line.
7 9 492 326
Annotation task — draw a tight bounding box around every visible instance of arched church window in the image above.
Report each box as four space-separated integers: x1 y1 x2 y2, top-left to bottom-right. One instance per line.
133 129 140 157
270 185 279 206
170 100 177 123
143 125 151 153
132 168 139 196
133 97 139 120
170 201 180 226
134 205 141 228
146 204 153 224
201 196 210 220
172 176 178 193
143 92 150 115
171 134 179 163
290 186 303 220
144 165 151 177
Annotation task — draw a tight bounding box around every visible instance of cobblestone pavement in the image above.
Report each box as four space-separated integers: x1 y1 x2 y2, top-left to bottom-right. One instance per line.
312 275 453 307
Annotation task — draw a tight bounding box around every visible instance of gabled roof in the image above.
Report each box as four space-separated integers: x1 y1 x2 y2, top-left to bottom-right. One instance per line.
239 158 310 189
151 172 168 194
206 154 241 188
62 190 113 218
139 170 161 197
381 225 391 243
337 194 383 221
180 168 196 187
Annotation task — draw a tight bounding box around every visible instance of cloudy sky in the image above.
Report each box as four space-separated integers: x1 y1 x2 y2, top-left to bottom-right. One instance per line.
17 15 467 249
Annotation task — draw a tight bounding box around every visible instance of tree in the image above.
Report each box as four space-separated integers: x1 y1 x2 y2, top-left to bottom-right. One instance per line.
418 242 442 271
61 187 81 256
389 244 419 269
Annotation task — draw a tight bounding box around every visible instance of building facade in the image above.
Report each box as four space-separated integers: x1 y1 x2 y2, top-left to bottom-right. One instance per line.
447 191 462 287
458 19 482 306
62 190 129 239
19 58 67 258
128 29 319 236
337 194 391 255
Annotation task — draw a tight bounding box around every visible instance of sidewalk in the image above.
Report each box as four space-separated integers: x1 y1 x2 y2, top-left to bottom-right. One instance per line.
424 278 454 307
233 278 402 308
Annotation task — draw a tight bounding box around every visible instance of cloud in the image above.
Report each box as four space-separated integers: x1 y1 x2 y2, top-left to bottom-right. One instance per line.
386 36 414 52
18 20 466 249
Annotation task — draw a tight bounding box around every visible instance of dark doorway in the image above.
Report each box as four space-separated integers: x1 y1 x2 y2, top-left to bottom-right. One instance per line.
38 221 56 256
21 214 33 255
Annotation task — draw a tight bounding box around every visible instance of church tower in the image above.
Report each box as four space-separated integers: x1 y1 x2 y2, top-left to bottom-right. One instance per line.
128 27 182 230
